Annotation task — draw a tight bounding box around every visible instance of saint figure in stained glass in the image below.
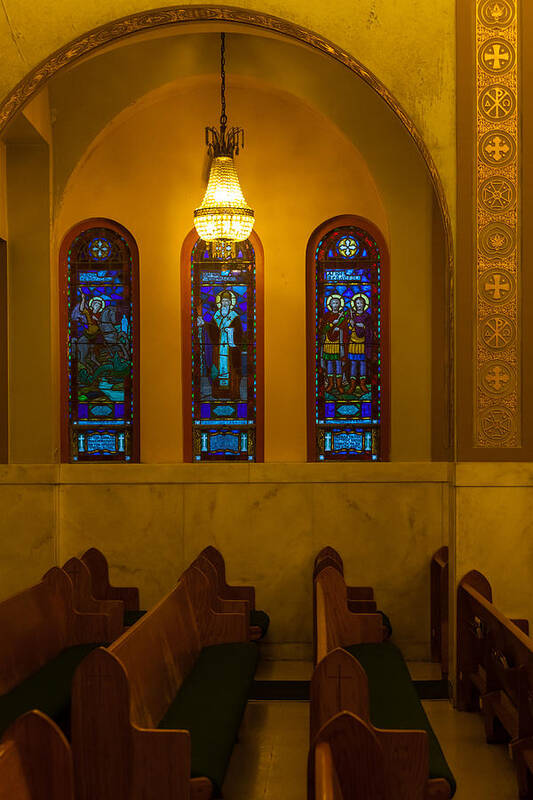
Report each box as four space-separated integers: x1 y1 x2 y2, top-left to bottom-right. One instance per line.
189 238 258 461
61 222 138 462
309 222 386 461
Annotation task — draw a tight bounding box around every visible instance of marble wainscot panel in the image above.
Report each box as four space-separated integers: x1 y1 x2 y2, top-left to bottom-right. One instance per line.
0 466 58 601
312 481 448 660
59 480 184 609
454 464 533 643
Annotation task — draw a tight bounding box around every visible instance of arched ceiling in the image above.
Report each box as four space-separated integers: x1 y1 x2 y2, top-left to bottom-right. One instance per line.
0 2 455 224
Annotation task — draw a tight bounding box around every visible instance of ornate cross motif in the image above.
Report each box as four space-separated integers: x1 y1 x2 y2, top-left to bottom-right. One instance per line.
484 273 511 300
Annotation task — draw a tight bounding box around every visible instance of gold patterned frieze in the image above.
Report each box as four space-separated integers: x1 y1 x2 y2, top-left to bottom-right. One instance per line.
475 0 520 447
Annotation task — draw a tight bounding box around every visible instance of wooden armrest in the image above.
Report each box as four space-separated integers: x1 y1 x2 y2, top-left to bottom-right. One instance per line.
510 618 530 636
347 587 374 602
347 599 378 613
204 610 249 646
106 586 140 610
217 598 250 615
71 610 115 644
132 727 191 800
219 584 255 608
510 735 533 755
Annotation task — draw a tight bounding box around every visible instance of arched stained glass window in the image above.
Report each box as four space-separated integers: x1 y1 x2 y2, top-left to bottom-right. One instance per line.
307 218 389 461
182 235 263 462
60 220 139 462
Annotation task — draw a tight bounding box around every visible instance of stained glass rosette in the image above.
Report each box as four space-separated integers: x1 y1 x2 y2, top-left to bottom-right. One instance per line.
314 227 382 461
191 238 256 461
67 229 135 461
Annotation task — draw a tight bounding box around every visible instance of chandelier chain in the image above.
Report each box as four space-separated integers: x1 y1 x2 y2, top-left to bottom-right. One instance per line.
220 32 227 128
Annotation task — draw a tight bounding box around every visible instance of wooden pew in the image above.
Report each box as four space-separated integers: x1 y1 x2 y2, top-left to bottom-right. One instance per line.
0 568 111 739
62 557 124 642
309 648 451 800
313 547 378 613
72 563 258 800
315 566 383 664
192 554 263 641
0 711 74 800
314 567 455 797
200 546 270 638
456 570 533 797
431 546 449 677
81 547 145 626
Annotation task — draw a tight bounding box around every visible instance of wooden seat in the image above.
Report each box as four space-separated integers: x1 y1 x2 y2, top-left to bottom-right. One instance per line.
0 710 74 800
457 570 533 797
81 547 145 626
309 648 452 800
62 557 124 641
313 567 455 797
72 563 258 800
0 568 111 740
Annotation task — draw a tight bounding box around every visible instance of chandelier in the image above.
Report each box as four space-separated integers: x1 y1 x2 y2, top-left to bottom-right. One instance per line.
193 33 255 243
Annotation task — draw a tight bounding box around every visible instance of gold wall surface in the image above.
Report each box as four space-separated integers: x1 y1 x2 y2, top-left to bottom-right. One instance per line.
0 1 456 228
50 49 435 462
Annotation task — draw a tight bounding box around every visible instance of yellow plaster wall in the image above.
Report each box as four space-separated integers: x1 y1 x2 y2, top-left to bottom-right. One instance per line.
6 137 54 463
0 0 456 228
22 87 52 145
54 74 434 461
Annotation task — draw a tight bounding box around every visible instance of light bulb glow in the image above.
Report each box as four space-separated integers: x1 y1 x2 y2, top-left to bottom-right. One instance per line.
194 156 255 242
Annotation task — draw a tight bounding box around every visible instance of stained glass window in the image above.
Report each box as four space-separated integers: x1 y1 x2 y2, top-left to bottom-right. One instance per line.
308 223 387 461
61 222 139 462
187 238 260 461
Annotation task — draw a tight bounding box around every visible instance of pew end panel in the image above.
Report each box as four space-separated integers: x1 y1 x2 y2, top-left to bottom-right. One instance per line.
310 648 370 744
313 740 343 800
194 556 251 617
182 566 249 646
0 710 74 800
430 546 449 675
81 548 140 611
456 570 494 711
200 546 255 608
315 568 383 663
62 558 124 641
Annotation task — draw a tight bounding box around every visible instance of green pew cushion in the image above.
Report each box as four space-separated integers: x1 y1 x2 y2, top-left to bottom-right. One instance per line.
346 642 456 796
250 609 270 637
124 609 147 627
0 643 103 739
158 642 258 794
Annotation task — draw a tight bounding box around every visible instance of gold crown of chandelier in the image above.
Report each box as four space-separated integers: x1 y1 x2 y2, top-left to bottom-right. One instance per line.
193 33 255 243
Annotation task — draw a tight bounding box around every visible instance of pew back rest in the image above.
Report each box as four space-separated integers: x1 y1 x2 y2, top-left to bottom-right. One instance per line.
315 568 383 662
0 711 74 800
110 578 201 729
457 573 533 708
181 564 249 646
200 546 255 608
81 547 139 611
0 569 72 694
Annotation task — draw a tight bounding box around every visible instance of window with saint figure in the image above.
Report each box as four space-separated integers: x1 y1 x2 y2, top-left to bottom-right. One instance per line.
309 223 387 461
189 238 259 461
61 222 139 462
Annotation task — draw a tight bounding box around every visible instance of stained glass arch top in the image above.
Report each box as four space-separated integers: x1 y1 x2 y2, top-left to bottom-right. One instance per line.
307 217 390 461
60 219 139 462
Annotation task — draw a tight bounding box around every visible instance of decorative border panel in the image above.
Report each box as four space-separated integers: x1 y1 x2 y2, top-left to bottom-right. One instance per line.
475 0 520 446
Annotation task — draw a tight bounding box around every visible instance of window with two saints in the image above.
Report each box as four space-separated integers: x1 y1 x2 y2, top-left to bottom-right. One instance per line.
62 221 386 463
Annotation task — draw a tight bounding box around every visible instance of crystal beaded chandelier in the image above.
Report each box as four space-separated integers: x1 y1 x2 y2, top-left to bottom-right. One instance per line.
193 33 255 243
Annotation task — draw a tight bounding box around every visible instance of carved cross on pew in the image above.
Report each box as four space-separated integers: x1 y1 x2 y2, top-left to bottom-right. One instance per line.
326 663 354 710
